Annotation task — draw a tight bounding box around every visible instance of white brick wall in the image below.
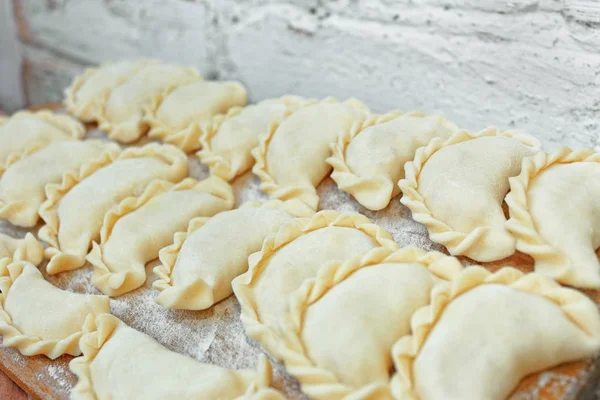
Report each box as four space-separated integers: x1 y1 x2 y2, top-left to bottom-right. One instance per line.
3 0 600 150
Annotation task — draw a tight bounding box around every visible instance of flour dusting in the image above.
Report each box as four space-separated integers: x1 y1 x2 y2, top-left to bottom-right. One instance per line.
45 364 69 388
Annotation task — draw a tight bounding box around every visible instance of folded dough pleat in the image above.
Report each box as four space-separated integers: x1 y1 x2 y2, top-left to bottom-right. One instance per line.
198 96 306 181
391 266 600 400
278 246 463 400
232 210 398 360
506 148 600 288
0 233 44 266
64 60 154 122
98 63 201 143
0 260 110 359
0 110 85 175
87 176 234 297
153 199 314 310
39 143 188 275
252 97 368 209
0 140 109 227
69 314 277 400
146 80 248 152
399 128 540 262
328 112 458 210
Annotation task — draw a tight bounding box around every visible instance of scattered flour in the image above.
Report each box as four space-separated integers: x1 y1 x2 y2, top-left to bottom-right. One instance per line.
45 364 69 388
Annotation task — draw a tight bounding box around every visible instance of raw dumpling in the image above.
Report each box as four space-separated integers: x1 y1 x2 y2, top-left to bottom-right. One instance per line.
69 314 278 400
0 111 85 174
146 80 248 152
154 199 314 310
506 148 600 288
399 128 540 262
64 60 153 122
0 233 44 266
278 247 463 400
0 140 109 227
0 260 110 359
390 266 600 400
252 97 368 209
98 63 200 143
39 143 188 275
198 96 305 181
232 210 398 360
87 176 234 297
328 112 458 210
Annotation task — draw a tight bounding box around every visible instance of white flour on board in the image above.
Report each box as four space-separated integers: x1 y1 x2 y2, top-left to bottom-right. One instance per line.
45 365 69 389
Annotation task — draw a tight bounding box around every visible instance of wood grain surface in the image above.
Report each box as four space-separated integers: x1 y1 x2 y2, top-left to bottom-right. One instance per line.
0 370 28 400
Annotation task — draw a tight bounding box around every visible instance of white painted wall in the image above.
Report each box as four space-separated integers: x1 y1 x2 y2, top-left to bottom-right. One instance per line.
0 1 24 111
3 0 600 150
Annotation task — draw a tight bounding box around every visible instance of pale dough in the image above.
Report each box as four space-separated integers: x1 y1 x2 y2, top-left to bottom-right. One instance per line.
391 267 600 400
198 97 303 181
232 210 398 360
147 80 248 152
506 148 600 288
0 260 109 359
87 177 234 297
38 143 188 274
329 112 457 210
100 63 200 143
252 98 368 209
0 140 107 227
154 199 314 310
69 314 278 400
399 129 539 261
0 111 84 174
0 233 44 266
278 247 463 400
64 60 153 122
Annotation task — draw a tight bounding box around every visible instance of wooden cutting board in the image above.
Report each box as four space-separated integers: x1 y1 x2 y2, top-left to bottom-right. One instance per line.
0 370 28 400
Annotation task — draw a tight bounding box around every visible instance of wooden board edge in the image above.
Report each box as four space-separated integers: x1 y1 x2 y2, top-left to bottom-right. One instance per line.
0 360 41 400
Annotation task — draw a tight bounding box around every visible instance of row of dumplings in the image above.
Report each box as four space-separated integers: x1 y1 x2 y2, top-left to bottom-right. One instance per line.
0 109 317 304
0 60 598 399
0 109 292 397
64 59 247 145
0 107 293 396
0 103 352 398
0 256 285 399
1 205 600 400
64 61 600 398
231 221 600 400
3 61 595 293
66 60 600 290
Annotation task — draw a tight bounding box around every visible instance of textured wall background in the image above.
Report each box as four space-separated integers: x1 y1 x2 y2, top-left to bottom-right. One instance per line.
0 1 24 111
1 0 600 151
